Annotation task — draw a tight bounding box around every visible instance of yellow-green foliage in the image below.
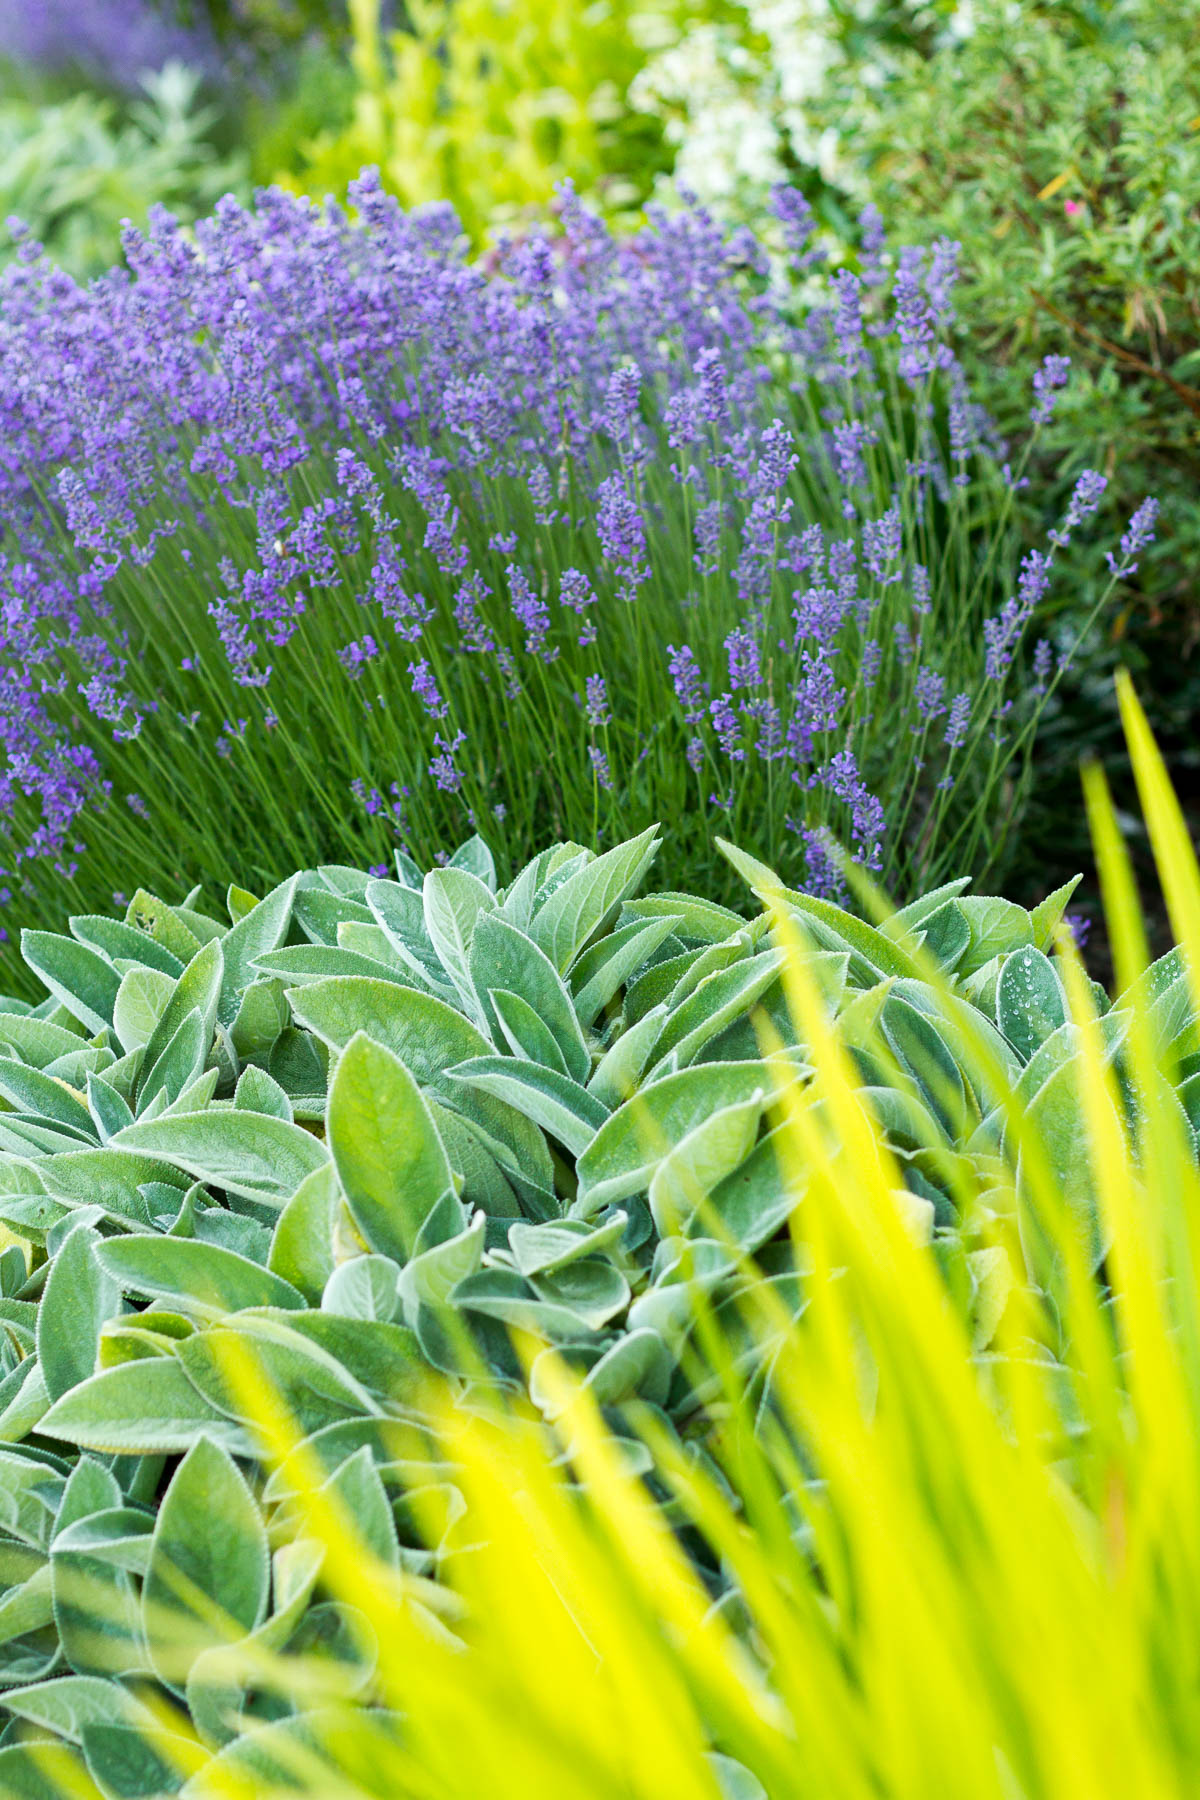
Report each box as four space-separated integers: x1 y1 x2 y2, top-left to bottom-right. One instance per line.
21 678 1200 1798
281 0 684 239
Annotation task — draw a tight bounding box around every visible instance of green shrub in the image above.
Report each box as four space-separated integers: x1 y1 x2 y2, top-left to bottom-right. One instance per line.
278 0 682 238
0 62 246 279
846 1 1200 625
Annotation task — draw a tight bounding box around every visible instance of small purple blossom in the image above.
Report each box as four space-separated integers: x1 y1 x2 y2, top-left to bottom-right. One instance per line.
893 247 937 384
725 628 761 692
944 693 971 749
770 185 820 268
1106 498 1160 577
1031 354 1071 426
984 549 1053 680
430 730 467 793
604 364 642 441
667 643 706 725
596 474 651 600
587 744 614 790
585 673 610 728
710 694 745 760
863 506 902 585
408 658 449 720
508 564 555 660
1049 470 1107 547
913 667 947 727
1064 911 1091 950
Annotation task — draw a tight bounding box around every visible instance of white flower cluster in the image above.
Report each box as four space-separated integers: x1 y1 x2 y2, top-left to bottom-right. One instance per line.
630 0 975 209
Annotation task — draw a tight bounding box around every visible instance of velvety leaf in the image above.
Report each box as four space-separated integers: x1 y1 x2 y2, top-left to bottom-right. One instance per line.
0 1013 91 1069
40 1359 249 1456
268 1164 345 1304
233 1064 293 1122
1018 1058 1118 1269
470 912 590 1080
423 865 495 1014
886 878 973 934
0 1674 156 1745
86 1073 135 1141
37 1147 188 1226
37 1223 121 1402
138 1007 208 1112
97 1237 305 1321
111 1111 329 1205
531 1257 629 1329
955 896 1035 979
289 980 553 1188
449 1056 608 1157
322 1256 402 1323
0 1743 99 1799
529 826 661 973
252 944 413 988
587 1005 668 1109
622 891 747 944
328 1032 457 1263
70 915 185 979
582 1328 673 1409
123 890 203 965
229 979 290 1061
113 967 175 1055
706 1123 808 1254
716 838 923 982
425 1100 521 1218
647 1092 765 1235
287 976 488 1071
217 875 296 1024
364 878 453 992
576 1060 782 1214
293 888 373 947
177 1315 379 1434
506 1213 628 1277
569 913 683 1026
0 1058 96 1139
996 946 1069 1064
21 933 121 1036
879 994 971 1136
490 988 571 1074
137 939 223 1102
143 1437 270 1687
447 834 497 891
648 949 785 1076
1030 875 1083 951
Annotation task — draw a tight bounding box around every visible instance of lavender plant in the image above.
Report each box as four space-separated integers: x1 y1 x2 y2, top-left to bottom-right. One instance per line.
0 175 1150 970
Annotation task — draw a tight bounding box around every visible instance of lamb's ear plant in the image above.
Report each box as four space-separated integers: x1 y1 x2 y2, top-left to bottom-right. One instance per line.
5 679 1200 1800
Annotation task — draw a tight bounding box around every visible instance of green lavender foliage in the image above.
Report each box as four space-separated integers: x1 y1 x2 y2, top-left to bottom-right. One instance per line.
0 823 1195 1792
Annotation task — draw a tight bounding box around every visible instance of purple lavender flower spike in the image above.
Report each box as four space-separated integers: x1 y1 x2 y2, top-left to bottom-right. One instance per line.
585 673 611 728
1031 354 1071 427
667 644 706 724
1049 469 1107 547
1106 498 1160 577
